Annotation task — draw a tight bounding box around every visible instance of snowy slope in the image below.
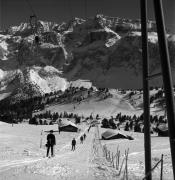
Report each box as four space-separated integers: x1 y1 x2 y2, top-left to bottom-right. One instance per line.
0 66 69 101
0 122 173 180
43 89 142 118
0 123 119 180
0 34 11 60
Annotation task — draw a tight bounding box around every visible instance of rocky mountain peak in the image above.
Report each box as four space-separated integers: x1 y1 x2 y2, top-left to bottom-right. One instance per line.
0 14 175 102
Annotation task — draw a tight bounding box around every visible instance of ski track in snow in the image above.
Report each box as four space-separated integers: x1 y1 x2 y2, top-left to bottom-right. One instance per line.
0 126 119 180
128 148 170 157
0 127 89 173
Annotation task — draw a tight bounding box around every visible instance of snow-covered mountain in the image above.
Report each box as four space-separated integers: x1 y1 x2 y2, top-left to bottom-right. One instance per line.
0 14 175 101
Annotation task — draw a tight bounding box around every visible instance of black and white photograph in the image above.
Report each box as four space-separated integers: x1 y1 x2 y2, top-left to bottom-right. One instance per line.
0 0 175 179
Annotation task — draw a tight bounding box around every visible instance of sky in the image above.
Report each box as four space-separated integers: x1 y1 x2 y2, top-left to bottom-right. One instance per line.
0 0 175 33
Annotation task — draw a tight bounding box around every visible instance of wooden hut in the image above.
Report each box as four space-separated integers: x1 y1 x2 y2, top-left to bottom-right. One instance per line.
157 124 168 137
59 120 78 132
101 130 127 140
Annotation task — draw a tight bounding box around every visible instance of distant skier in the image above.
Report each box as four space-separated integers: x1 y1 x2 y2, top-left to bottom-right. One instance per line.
46 130 56 157
71 138 76 151
83 133 86 140
80 136 84 144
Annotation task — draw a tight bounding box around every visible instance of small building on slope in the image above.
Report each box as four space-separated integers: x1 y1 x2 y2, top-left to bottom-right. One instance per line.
156 124 168 137
101 130 128 140
59 119 78 132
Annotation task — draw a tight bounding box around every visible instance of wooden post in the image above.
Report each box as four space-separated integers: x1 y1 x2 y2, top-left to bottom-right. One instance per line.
125 149 129 180
104 146 107 159
112 154 114 166
153 0 175 178
0 0 3 30
116 146 118 169
116 152 118 169
123 167 126 179
143 158 162 180
118 150 120 169
160 154 164 180
118 157 126 176
40 130 43 148
109 151 111 161
103 146 106 157
140 0 152 179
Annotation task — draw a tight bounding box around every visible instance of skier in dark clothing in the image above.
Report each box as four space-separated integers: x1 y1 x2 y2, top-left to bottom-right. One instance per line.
71 138 76 151
80 136 84 144
46 130 56 157
83 133 86 140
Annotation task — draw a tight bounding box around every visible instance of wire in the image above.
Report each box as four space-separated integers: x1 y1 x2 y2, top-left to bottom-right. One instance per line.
0 0 3 30
23 0 39 36
24 0 36 16
84 0 87 19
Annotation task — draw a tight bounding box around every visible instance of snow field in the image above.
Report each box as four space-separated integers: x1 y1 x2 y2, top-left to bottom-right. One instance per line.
0 122 127 180
98 126 173 180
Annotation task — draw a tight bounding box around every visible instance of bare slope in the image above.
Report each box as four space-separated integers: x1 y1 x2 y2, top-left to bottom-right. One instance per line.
42 89 143 118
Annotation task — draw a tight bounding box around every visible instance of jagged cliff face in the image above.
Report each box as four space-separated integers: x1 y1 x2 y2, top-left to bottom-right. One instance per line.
0 14 175 100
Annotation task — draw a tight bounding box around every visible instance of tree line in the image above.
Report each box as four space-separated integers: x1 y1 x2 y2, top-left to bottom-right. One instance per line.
30 111 82 125
101 112 167 133
0 86 111 124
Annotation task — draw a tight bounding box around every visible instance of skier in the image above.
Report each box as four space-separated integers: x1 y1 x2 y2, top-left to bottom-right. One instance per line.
71 138 76 151
83 133 86 140
80 136 84 144
46 130 56 157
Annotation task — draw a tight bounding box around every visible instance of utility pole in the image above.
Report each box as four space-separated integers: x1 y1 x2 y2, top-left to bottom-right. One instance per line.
153 0 175 178
84 0 87 19
0 0 2 30
140 0 152 180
